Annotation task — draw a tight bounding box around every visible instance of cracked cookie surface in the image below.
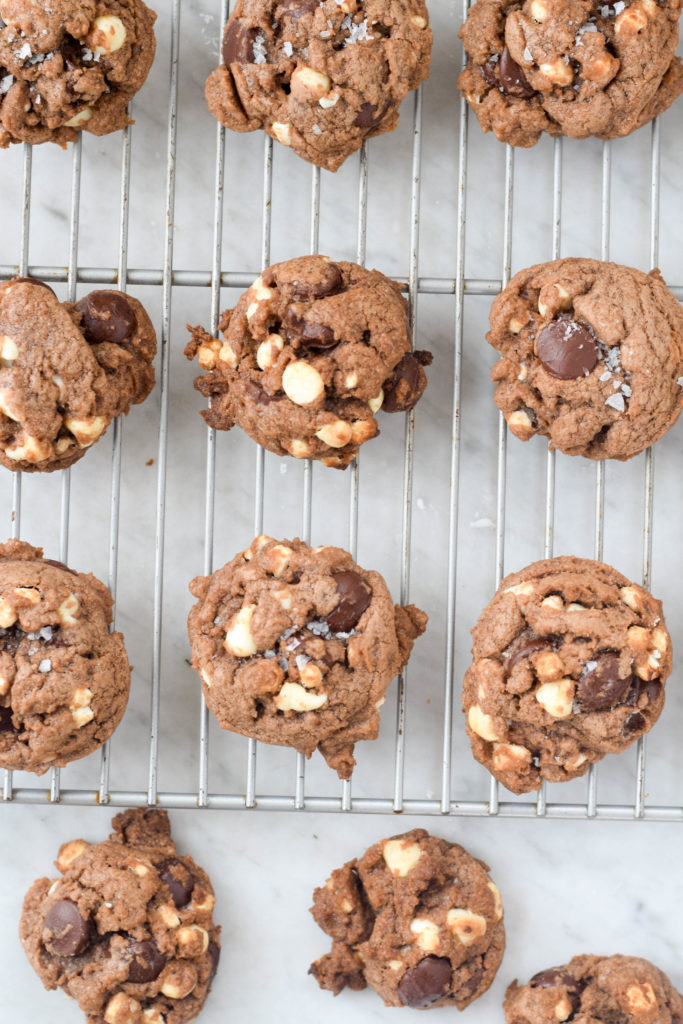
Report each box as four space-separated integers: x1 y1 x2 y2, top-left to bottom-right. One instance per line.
0 539 130 774
505 954 683 1024
0 0 157 147
463 556 672 794
488 258 683 460
20 808 221 1024
185 255 431 469
0 277 156 472
459 0 683 147
187 534 427 778
309 828 505 1009
205 0 432 171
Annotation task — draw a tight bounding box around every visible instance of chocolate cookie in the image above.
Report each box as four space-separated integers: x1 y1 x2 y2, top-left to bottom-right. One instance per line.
0 539 130 774
309 828 505 1009
505 954 683 1024
487 259 683 460
459 0 683 148
20 808 221 1024
463 556 672 794
187 534 427 779
185 255 432 469
0 0 157 148
205 0 432 172
0 277 156 472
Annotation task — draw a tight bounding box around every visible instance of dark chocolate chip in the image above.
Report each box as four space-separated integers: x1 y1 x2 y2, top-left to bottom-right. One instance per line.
245 380 280 405
325 571 372 633
127 939 166 983
284 307 337 350
208 940 221 982
499 46 535 98
158 858 195 909
622 711 647 738
507 636 552 673
536 315 598 380
576 652 631 711
398 956 452 1008
75 291 137 346
530 968 586 1013
44 899 94 956
290 262 344 302
0 706 16 733
222 19 258 66
382 353 428 413
627 677 662 706
481 57 500 87
460 967 484 996
43 558 77 575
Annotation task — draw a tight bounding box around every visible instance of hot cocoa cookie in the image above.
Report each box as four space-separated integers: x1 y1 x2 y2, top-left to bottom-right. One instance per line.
205 0 432 172
459 0 683 148
487 259 683 460
463 556 672 794
20 808 221 1024
0 277 156 472
0 539 130 774
0 0 157 148
309 828 505 1009
185 255 431 469
505 954 683 1024
187 534 427 778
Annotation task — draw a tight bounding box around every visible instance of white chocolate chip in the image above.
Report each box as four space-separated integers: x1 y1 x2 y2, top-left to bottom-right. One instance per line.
256 333 284 370
291 65 332 101
508 316 527 334
517 362 528 381
410 917 441 952
504 581 535 596
554 995 574 1021
64 414 108 447
243 535 270 560
0 597 16 629
200 667 212 688
56 840 89 873
193 891 216 912
620 585 644 612
142 1010 166 1024
341 898 353 913
388 959 403 971
128 859 150 877
63 105 94 128
467 704 502 742
506 410 534 436
72 706 95 729
535 678 574 719
5 434 52 463
13 586 40 606
615 2 654 36
224 605 258 658
274 588 292 611
411 15 427 28
176 924 210 956
0 335 17 365
275 682 327 712
271 121 292 146
541 595 564 610
282 360 324 406
382 839 422 877
262 544 292 577
487 880 503 920
626 982 656 1012
627 626 651 652
58 593 80 626
535 650 565 683
368 390 384 413
492 742 532 774
197 339 221 370
104 993 141 1024
318 93 339 108
566 602 586 612
530 0 549 21
70 687 93 709
299 662 323 689
288 439 311 458
88 15 127 55
315 420 352 448
344 372 358 389
652 627 669 653
218 341 238 368
160 975 197 1000
446 908 487 946
350 419 376 445
156 905 180 929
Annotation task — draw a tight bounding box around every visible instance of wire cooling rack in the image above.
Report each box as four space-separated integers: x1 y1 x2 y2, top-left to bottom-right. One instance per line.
1 1 682 821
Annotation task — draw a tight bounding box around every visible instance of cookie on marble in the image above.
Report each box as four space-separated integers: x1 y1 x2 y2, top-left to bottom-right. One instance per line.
187 534 427 779
463 556 672 795
309 828 505 1009
487 258 683 461
0 277 156 472
505 954 683 1024
185 255 432 469
0 539 130 774
205 0 432 172
20 808 221 1024
459 0 683 148
0 0 157 148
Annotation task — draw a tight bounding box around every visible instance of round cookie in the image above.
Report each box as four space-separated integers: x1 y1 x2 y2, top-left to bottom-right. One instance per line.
0 0 157 148
185 255 432 469
187 534 427 778
20 808 221 1024
0 539 131 774
463 556 672 794
309 828 505 1009
458 0 683 148
487 258 683 461
505 954 683 1023
0 277 156 472
205 0 432 172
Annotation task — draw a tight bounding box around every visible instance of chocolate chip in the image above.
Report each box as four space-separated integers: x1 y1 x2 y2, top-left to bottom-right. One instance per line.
627 678 662 706
460 967 484 996
245 380 279 405
481 57 500 88
383 353 428 413
398 956 452 1008
43 558 77 575
127 939 166 983
75 291 137 346
285 308 337 349
290 262 344 302
0 706 16 733
208 940 221 982
499 46 535 98
507 636 552 673
158 858 195 909
622 711 647 738
576 652 631 711
530 969 586 1014
222 19 258 66
44 899 94 956
325 571 372 633
536 315 598 380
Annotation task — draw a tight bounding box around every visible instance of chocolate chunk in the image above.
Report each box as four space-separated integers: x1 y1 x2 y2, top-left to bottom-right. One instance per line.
622 711 647 738
245 380 279 405
627 678 662 706
536 315 598 380
285 308 337 349
0 706 16 733
383 353 428 413
460 967 484 996
530 968 586 1013
577 652 631 711
290 262 344 302
325 571 371 632
44 900 94 956
127 939 166 983
222 19 258 66
208 940 221 982
75 291 137 346
499 46 535 98
158 859 195 909
507 636 552 672
43 559 77 575
398 956 452 1008
481 57 500 88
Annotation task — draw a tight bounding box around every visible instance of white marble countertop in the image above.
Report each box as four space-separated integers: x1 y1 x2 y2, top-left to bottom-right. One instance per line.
1 1 682 1021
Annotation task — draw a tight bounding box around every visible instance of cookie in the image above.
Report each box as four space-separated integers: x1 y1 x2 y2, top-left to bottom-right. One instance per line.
20 808 221 1024
185 255 432 469
487 258 683 461
462 556 672 794
205 0 432 172
0 0 157 148
187 534 427 779
309 828 505 1009
458 0 683 148
0 539 130 774
504 954 683 1024
0 277 156 472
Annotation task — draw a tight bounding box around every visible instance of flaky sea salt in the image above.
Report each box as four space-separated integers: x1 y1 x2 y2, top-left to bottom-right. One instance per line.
38 659 51 673
253 33 267 64
605 393 625 412
0 74 14 94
